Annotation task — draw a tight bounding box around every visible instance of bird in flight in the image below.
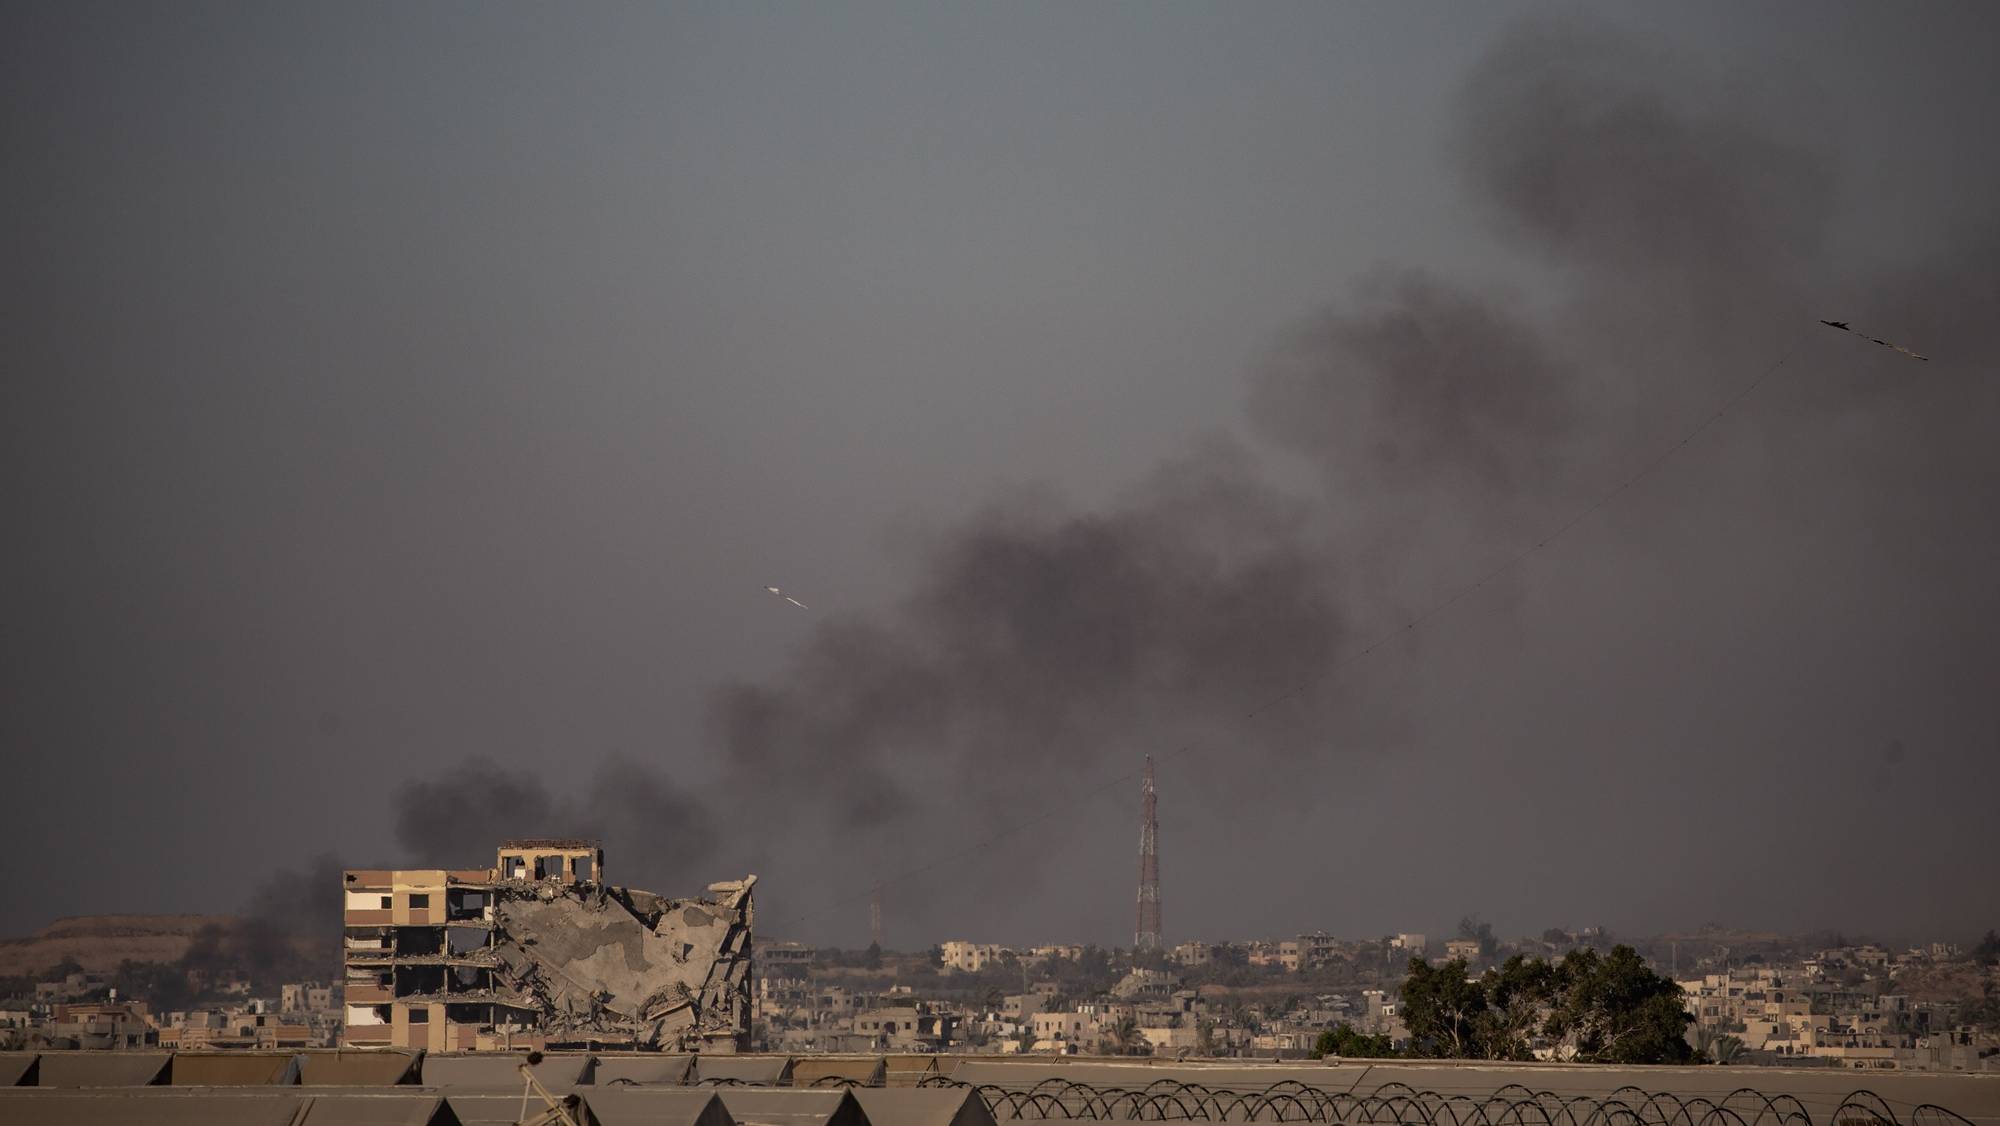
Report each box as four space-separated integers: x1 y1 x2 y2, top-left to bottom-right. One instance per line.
765 586 808 610
1820 318 1927 361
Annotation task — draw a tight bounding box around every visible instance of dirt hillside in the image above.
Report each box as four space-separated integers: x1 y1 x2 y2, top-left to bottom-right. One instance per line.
0 914 237 976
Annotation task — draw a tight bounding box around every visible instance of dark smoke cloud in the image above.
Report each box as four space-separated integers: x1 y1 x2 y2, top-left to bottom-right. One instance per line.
1457 19 1833 297
1250 273 1575 497
708 441 1346 823
381 14 1999 942
245 852 346 940
192 853 351 983
391 755 715 893
1246 271 1583 612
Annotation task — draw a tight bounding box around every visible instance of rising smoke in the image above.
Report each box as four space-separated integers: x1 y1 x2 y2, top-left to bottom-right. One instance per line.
378 16 2000 942
389 755 717 894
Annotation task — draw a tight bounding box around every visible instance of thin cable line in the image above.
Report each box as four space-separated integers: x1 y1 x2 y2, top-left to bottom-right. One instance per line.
765 340 1800 936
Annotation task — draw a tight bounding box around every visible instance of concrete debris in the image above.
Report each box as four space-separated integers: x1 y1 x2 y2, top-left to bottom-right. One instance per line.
488 877 756 1052
342 841 754 1053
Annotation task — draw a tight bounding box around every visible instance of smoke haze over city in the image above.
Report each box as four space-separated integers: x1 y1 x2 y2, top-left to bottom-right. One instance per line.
5 2 1997 948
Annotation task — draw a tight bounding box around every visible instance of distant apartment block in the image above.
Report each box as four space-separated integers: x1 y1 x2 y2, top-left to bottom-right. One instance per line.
939 941 1012 973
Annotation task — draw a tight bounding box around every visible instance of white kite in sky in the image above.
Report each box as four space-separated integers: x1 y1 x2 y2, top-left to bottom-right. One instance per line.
764 585 808 610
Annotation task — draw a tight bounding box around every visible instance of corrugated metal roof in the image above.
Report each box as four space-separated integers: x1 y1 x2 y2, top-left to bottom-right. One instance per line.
169 1052 301 1086
0 1052 38 1087
35 1052 170 1088
695 1055 794 1085
293 1093 456 1126
583 1088 735 1126
297 1050 421 1087
445 1089 582 1125
592 1053 694 1086
422 1051 592 1088
853 1087 999 1126
0 1090 302 1125
711 1088 868 1126
789 1056 885 1088
880 1055 938 1087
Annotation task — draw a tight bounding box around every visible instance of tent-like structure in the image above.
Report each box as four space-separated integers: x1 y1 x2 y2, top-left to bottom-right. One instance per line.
34 1051 171 1088
593 1053 694 1086
583 1088 736 1126
421 1051 593 1088
853 1087 999 1126
790 1056 885 1089
0 1052 40 1087
297 1050 422 1087
712 1087 869 1126
0 1089 458 1126
168 1051 301 1086
694 1055 794 1086
881 1055 938 1088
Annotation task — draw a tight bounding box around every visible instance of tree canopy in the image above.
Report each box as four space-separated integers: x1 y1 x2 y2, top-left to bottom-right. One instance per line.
1397 946 1691 1064
1313 1022 1397 1059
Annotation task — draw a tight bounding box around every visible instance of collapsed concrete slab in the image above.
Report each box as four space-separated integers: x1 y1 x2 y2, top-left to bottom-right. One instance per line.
489 876 756 1051
343 840 754 1052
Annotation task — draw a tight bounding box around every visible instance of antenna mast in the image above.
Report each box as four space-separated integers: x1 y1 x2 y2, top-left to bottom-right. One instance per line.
1135 755 1162 950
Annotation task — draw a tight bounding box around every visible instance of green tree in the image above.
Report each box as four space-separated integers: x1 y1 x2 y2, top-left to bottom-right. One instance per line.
1400 956 1488 1058
1543 946 1692 1064
1102 1014 1145 1056
1476 955 1554 1060
1691 1026 1746 1065
1194 1017 1218 1057
1313 1022 1397 1059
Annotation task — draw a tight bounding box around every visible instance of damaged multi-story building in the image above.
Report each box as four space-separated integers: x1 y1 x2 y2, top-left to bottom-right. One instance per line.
342 839 754 1053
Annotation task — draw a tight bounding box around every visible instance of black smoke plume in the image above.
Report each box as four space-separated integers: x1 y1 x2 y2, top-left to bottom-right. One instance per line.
387 15 2000 941
390 754 716 894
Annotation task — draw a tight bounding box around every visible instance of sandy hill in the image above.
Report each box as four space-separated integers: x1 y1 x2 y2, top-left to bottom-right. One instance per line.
0 913 238 976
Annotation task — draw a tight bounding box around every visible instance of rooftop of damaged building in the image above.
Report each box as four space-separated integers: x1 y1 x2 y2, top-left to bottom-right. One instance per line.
499 837 601 851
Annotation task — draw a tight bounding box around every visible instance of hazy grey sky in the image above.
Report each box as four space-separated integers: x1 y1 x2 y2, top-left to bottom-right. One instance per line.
5 2 1996 948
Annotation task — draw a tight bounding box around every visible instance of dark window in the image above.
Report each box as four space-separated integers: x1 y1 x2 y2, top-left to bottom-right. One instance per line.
408 1008 429 1024
409 894 430 909
379 896 392 909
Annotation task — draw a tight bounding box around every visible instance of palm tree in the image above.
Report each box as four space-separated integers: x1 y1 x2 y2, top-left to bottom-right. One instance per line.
1103 1015 1143 1056
1710 1034 1746 1064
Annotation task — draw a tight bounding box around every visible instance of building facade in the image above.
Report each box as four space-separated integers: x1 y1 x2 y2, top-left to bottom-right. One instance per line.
342 840 598 1051
343 839 755 1053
